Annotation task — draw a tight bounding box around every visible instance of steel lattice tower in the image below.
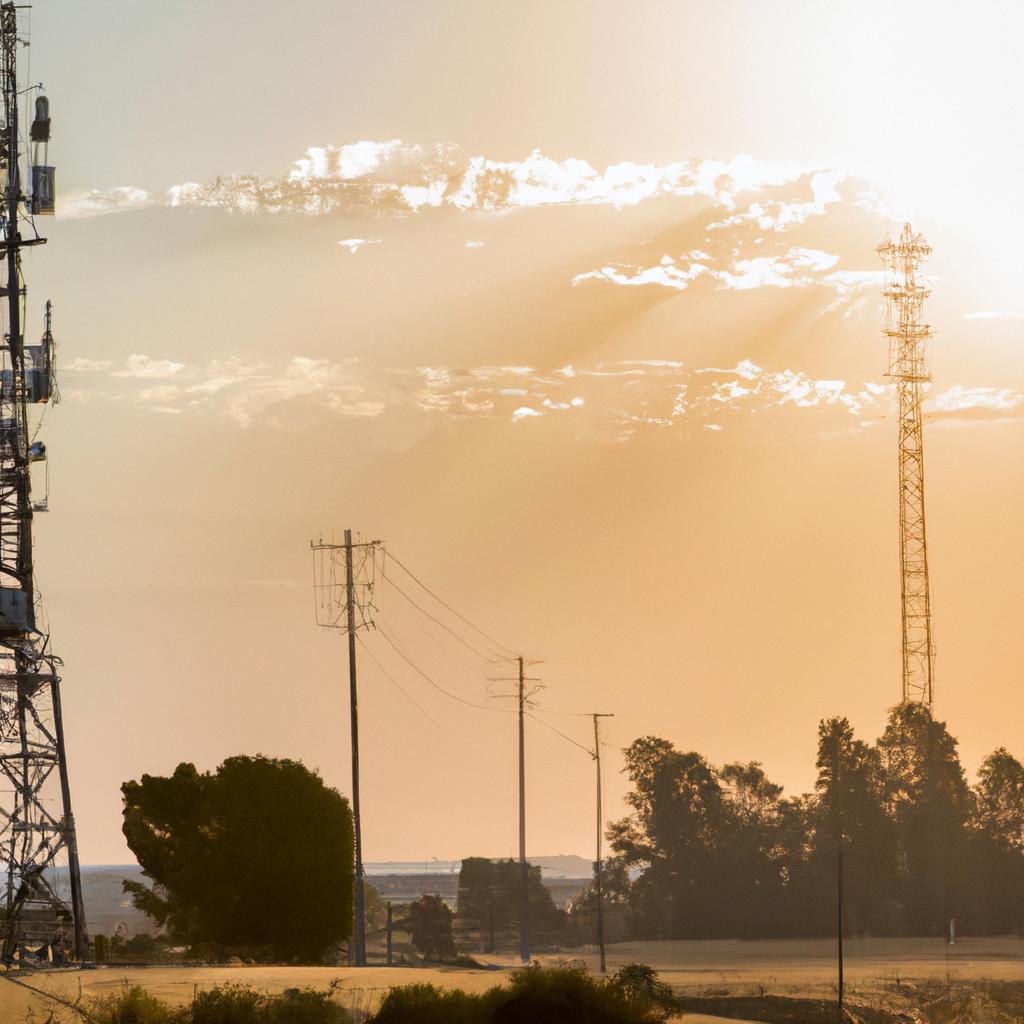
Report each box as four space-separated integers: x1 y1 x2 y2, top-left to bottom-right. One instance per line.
878 223 935 707
0 4 86 962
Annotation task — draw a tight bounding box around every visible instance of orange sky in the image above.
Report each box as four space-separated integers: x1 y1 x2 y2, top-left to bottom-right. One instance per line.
22 0 1024 864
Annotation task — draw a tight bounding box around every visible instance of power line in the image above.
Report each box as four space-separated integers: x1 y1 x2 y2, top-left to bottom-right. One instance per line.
375 623 509 714
526 711 593 757
382 569 494 662
384 550 517 658
355 634 442 729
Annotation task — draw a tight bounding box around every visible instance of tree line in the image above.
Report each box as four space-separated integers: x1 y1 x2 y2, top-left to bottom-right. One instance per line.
580 704 1024 939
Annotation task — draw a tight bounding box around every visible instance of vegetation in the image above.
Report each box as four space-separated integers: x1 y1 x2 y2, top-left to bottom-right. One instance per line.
456 857 568 948
121 755 355 961
404 894 457 961
600 703 1024 939
87 984 348 1024
371 966 673 1024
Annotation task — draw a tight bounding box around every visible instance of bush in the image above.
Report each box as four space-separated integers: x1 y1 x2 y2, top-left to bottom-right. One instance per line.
369 983 494 1024
368 967 673 1024
88 986 184 1024
90 984 349 1024
494 967 663 1024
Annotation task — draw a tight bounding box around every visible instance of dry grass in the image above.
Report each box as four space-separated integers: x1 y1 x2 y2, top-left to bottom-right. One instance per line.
1 936 1022 1022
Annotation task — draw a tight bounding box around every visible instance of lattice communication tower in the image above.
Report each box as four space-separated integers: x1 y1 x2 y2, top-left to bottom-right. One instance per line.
878 223 935 707
0 4 85 962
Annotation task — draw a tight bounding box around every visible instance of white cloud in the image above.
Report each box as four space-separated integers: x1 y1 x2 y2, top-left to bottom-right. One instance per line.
289 141 403 182
465 240 485 249
64 357 112 372
113 354 186 379
59 186 153 219
512 406 542 420
930 385 1024 414
338 238 381 253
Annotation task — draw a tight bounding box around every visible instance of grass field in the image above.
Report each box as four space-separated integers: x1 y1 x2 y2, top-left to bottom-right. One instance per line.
0 935 1021 1021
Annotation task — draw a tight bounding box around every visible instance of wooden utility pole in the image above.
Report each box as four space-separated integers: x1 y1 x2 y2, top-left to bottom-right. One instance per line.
592 713 614 974
386 901 393 965
518 655 530 965
344 528 367 967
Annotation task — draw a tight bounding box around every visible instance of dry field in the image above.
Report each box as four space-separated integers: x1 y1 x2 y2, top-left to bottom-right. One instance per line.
0 936 1020 1021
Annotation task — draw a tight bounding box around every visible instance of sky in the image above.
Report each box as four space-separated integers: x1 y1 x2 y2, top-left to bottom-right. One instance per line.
16 0 1024 865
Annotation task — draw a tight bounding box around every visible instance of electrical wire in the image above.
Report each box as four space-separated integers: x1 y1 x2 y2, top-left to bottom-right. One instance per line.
526 711 594 758
355 633 442 730
381 570 494 663
384 550 517 658
375 623 509 715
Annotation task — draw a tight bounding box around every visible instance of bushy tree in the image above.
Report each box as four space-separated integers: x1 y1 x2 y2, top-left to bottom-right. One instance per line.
121 755 354 961
405 894 456 961
456 857 567 949
608 709 1024 940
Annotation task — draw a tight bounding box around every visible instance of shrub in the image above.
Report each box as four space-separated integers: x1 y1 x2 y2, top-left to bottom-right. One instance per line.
494 967 659 1024
88 985 184 1024
368 967 673 1024
369 983 495 1024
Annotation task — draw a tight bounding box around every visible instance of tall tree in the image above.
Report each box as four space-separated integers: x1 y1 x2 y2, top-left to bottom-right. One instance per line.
121 756 354 961
812 718 896 936
876 704 972 933
608 737 730 938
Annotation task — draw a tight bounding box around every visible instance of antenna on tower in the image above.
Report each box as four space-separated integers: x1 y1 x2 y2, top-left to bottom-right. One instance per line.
878 223 935 707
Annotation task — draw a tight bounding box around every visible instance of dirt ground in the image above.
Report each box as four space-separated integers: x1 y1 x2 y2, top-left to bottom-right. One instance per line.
0 935 1020 1021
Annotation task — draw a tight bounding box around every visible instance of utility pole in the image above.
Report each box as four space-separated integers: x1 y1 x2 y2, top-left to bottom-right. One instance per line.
835 730 844 1023
517 656 530 965
592 713 614 974
487 655 542 965
344 529 366 967
311 531 382 969
386 901 393 965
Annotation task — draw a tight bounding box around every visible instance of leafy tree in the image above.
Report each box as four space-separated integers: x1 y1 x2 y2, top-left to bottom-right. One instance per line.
456 857 567 949
121 755 354 961
405 894 457 961
876 704 972 933
608 737 730 938
811 718 896 935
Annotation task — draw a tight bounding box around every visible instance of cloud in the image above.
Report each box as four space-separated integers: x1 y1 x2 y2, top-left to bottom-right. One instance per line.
465 240 485 249
64 357 112 372
112 354 186 379
928 385 1024 419
338 238 381 253
59 186 153 219
120 143 851 219
575 248 846 294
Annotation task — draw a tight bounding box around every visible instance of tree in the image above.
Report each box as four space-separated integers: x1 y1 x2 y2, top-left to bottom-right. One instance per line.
876 704 972 933
608 737 731 939
121 755 354 961
405 894 456 962
456 857 567 949
811 718 896 936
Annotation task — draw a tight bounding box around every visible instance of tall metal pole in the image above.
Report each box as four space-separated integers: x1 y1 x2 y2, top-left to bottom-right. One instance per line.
345 529 366 967
517 655 530 964
592 713 613 974
835 731 844 1022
